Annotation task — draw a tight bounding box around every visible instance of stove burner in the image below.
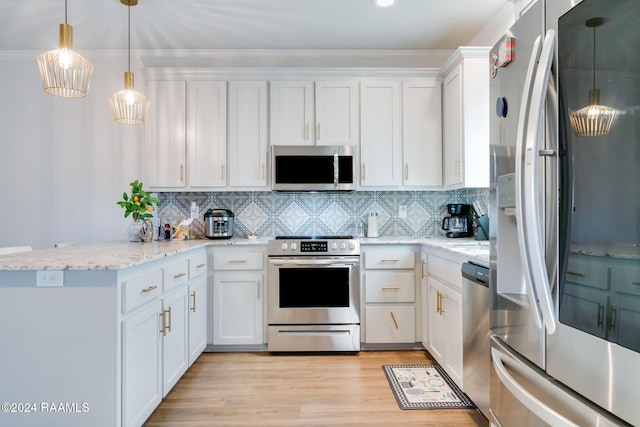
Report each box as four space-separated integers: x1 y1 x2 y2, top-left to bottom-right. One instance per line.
275 235 353 240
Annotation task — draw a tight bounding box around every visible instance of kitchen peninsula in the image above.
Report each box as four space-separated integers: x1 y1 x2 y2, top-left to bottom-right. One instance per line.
0 237 487 427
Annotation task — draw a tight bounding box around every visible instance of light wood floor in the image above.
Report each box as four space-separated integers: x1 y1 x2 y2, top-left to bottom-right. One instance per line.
144 350 489 427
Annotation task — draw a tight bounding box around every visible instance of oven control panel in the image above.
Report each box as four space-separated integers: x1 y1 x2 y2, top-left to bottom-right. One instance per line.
268 238 360 256
301 241 327 252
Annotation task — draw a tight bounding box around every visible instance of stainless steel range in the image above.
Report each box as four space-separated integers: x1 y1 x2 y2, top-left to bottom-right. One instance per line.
267 236 360 352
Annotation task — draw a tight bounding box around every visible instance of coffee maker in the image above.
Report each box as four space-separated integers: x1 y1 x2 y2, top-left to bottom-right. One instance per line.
441 203 473 238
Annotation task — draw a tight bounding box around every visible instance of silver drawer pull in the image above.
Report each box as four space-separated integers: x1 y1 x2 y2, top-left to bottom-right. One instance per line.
228 260 248 263
196 263 206 268
141 285 158 294
382 287 400 291
173 272 186 279
380 259 400 263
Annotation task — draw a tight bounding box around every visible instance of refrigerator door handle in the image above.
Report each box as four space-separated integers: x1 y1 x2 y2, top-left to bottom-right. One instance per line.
515 34 544 329
523 29 558 334
491 346 579 427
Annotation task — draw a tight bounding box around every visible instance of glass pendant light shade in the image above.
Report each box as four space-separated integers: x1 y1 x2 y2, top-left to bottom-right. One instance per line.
37 23 94 98
109 71 149 125
569 17 618 137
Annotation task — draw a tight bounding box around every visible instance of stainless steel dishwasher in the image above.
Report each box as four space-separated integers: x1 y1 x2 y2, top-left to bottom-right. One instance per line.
461 261 490 419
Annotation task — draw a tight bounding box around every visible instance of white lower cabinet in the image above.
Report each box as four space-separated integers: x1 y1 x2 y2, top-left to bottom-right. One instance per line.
122 300 163 427
121 284 189 427
425 254 463 388
365 305 415 343
188 277 207 365
362 245 419 345
121 248 207 427
160 286 189 396
211 246 265 346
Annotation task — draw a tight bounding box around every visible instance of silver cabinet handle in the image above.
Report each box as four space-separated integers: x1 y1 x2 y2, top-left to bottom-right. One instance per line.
382 287 400 291
317 123 320 140
191 291 196 313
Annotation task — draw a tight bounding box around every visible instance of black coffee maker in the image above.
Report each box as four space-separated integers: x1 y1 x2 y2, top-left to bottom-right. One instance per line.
441 203 473 238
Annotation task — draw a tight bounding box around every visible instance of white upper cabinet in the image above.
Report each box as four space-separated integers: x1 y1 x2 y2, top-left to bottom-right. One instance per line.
270 80 359 146
402 80 442 188
187 81 227 188
360 80 402 188
146 81 187 189
228 81 269 188
441 47 490 189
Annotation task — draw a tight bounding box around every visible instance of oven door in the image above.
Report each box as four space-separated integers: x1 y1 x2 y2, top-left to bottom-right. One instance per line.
267 257 360 325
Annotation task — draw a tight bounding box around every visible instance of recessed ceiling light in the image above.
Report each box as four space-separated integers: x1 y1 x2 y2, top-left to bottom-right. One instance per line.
375 0 395 7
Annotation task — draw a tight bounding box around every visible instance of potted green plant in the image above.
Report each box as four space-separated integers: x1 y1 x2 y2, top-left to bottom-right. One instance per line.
117 180 160 242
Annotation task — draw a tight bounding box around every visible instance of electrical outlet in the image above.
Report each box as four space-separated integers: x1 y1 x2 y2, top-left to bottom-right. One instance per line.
36 270 64 287
399 205 407 219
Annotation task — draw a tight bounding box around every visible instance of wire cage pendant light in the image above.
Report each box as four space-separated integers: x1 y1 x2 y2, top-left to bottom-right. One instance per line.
569 17 618 137
108 0 149 125
37 0 94 98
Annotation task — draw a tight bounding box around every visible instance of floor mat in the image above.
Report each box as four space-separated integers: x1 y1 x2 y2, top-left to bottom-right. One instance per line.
382 364 475 410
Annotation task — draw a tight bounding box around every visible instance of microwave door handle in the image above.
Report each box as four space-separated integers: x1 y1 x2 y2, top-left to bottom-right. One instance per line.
333 150 339 189
515 34 544 330
491 347 579 427
524 29 558 334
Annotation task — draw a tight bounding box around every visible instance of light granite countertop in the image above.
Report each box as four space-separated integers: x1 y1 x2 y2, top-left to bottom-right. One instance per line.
0 236 489 271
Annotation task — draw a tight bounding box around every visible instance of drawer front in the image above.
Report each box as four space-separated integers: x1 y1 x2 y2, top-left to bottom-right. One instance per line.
611 260 640 295
164 259 190 292
365 305 415 343
566 254 610 291
365 271 415 303
364 246 415 269
428 255 461 289
122 269 163 313
188 252 207 279
213 251 264 270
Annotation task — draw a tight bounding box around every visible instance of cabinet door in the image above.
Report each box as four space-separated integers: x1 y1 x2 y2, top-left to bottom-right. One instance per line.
611 293 640 353
270 81 314 145
122 300 162 427
360 80 402 187
442 285 463 388
365 305 415 343
146 80 187 188
443 64 463 188
187 81 227 188
228 81 268 187
315 81 359 146
162 286 189 397
559 283 609 339
188 277 207 366
213 272 264 345
402 80 442 187
427 277 445 363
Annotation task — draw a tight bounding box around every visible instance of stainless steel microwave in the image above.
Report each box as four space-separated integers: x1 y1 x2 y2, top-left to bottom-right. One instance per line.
271 145 356 191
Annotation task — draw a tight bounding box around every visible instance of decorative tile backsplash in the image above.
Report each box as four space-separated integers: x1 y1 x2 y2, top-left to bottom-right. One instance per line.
156 189 488 238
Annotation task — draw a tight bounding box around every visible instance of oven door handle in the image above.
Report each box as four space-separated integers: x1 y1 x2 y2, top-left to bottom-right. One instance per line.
269 258 359 267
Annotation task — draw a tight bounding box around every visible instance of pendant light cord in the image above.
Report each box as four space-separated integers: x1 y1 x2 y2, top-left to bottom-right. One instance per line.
127 3 131 73
592 25 596 90
64 0 68 24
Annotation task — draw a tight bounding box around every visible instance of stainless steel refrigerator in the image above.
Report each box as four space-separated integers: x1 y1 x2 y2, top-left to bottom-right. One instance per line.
489 0 640 425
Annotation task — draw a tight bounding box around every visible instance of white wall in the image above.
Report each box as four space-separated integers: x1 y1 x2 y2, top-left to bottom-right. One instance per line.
0 52 146 249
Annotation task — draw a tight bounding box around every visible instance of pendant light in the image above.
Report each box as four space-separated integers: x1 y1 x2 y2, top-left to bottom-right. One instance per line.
36 0 94 98
569 17 618 137
108 0 149 125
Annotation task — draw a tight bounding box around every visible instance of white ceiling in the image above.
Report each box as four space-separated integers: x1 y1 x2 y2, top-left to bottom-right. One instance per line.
2 0 509 52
